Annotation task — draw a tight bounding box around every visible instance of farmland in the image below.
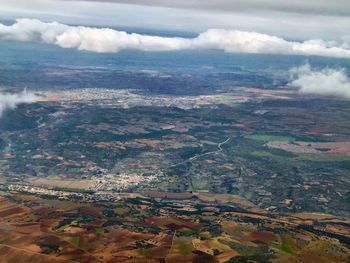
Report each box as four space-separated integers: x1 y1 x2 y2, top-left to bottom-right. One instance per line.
0 192 349 263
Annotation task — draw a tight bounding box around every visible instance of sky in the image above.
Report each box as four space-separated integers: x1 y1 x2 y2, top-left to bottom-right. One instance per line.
0 0 349 41
0 0 349 59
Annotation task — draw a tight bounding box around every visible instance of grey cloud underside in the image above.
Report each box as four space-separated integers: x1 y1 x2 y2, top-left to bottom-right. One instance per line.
2 0 349 42
60 0 350 16
1 19 350 59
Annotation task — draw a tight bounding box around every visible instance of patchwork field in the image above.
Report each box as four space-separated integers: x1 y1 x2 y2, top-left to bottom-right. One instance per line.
0 192 349 263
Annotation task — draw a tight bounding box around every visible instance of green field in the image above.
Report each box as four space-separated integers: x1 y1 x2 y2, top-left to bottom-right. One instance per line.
279 244 294 254
296 153 350 162
70 236 80 247
245 134 296 142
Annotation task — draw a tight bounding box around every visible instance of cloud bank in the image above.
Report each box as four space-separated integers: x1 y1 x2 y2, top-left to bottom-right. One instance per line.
1 19 350 58
289 64 350 98
0 90 39 117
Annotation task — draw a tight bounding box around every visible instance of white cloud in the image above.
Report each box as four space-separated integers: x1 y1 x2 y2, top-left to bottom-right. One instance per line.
1 19 350 58
289 64 350 98
0 90 40 117
1 1 350 41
